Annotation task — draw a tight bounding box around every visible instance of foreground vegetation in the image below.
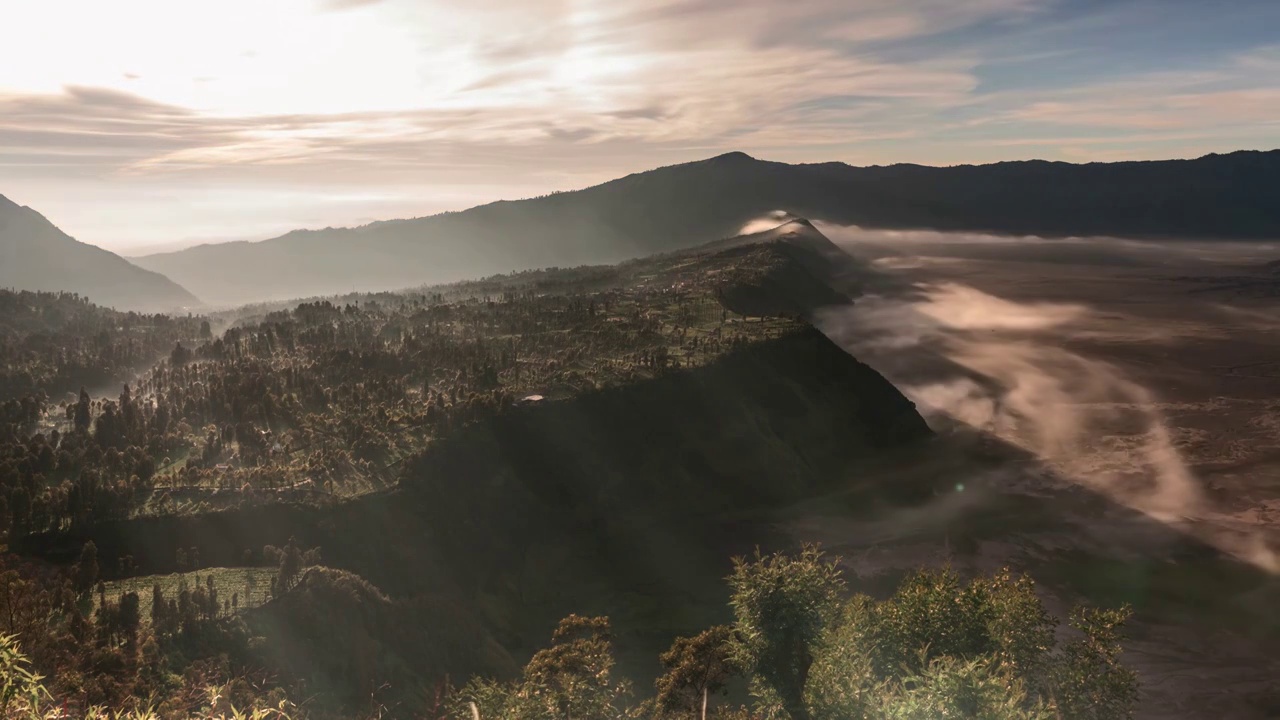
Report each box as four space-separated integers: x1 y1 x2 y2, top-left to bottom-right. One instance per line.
0 536 324 717
455 546 1137 720
0 546 1136 719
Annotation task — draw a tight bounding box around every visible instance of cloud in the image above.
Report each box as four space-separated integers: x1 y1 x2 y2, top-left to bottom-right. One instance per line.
821 287 1215 541
977 45 1280 135
5 1 1273 180
738 210 797 235
3 0 1280 250
320 0 384 10
0 0 1035 182
812 238 1278 572
0 87 216 166
0 51 974 176
915 283 1086 330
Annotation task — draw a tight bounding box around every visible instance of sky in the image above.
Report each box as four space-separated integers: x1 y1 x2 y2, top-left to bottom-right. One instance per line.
1 0 1279 253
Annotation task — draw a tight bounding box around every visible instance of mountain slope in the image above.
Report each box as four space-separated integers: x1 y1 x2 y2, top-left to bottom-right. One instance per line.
0 194 199 311
15 227 932 713
133 149 1280 306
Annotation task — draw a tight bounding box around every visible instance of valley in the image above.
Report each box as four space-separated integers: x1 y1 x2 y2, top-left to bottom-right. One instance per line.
800 227 1280 718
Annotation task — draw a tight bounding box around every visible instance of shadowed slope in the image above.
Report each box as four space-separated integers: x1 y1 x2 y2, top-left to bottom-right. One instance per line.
0 194 199 312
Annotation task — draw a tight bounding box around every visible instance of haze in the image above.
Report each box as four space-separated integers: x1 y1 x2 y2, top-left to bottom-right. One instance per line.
3 0 1280 252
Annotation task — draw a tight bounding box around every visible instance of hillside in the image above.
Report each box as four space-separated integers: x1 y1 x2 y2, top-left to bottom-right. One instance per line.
8 223 934 714
0 288 207 398
132 149 1280 306
0 194 199 312
6 219 920 527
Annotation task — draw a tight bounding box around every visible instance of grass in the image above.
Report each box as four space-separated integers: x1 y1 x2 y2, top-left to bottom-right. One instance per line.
95 566 279 622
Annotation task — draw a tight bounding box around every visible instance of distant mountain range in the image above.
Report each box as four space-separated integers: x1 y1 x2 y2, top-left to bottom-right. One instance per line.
0 194 199 312
129 149 1280 307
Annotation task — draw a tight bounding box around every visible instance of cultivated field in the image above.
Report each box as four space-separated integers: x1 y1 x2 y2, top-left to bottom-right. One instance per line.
95 566 278 621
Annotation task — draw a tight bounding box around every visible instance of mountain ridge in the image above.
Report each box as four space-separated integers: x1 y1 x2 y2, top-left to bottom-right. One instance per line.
137 147 1280 251
128 148 1280 306
0 194 201 312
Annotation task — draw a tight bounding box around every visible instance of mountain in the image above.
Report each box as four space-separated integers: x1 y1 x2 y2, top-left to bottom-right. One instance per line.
15 223 932 714
0 194 199 312
133 149 1280 306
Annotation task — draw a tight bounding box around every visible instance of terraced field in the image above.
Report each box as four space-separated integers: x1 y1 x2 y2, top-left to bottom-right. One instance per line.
95 566 278 621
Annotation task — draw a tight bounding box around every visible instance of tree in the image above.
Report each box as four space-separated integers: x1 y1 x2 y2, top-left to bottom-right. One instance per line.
277 537 304 593
74 541 99 595
73 388 91 434
457 614 632 720
728 546 843 720
524 614 630 719
654 625 740 718
1047 607 1139 720
245 570 257 608
170 342 192 366
118 591 141 653
727 551 1136 720
877 655 1054 720
150 584 167 628
873 567 996 676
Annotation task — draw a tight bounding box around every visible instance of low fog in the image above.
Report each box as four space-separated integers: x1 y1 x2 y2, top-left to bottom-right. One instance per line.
813 223 1280 573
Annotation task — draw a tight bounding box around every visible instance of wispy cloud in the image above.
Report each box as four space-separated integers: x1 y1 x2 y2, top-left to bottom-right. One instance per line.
0 0 1036 178
914 44 1280 165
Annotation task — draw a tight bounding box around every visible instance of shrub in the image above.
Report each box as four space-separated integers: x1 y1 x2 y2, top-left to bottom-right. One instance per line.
454 550 1138 720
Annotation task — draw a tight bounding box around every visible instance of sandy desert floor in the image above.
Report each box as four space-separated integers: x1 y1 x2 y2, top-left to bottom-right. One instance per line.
789 227 1280 719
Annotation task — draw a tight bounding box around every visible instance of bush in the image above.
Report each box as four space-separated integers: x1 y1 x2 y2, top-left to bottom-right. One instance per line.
453 548 1138 720
727 549 1137 720
728 546 845 720
0 632 295 720
455 615 632 720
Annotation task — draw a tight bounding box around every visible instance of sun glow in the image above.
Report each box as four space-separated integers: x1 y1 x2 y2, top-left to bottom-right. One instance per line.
0 0 454 115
